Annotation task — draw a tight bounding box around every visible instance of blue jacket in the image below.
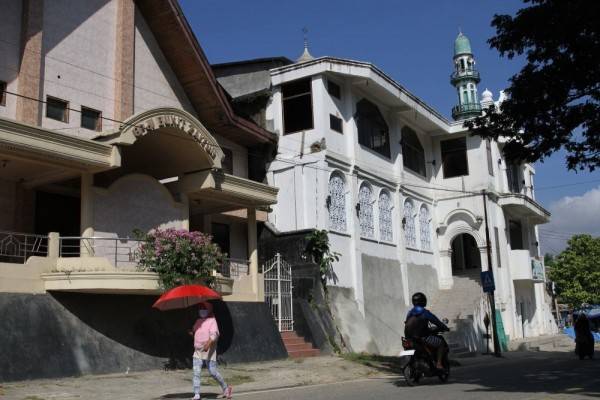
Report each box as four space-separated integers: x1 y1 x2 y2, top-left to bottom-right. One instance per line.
405 306 449 332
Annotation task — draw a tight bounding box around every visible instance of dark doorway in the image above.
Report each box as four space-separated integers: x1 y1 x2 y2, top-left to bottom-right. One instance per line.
211 222 230 256
34 191 80 237
451 233 481 274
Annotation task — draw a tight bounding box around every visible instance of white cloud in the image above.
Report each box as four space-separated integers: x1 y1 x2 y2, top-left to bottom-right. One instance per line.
539 186 600 255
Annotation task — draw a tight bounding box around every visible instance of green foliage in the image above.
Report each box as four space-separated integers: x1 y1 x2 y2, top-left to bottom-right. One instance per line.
305 229 340 286
135 228 222 290
547 234 600 307
466 0 600 171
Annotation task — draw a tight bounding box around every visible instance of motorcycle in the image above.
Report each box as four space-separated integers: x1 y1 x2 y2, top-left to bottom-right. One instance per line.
399 324 450 386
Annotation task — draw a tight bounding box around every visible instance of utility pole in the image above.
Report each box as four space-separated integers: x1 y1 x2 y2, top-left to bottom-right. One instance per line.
482 189 501 357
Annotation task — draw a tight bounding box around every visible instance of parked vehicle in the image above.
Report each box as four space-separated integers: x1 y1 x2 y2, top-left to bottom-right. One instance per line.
399 325 450 386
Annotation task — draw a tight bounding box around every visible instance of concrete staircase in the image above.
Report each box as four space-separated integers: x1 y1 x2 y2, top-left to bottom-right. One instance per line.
281 331 320 358
429 273 483 358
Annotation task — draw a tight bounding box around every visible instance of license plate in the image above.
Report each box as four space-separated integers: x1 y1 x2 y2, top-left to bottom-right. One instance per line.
399 349 415 357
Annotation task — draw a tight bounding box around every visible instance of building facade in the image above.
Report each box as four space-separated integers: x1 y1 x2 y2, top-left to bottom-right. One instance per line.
0 0 286 381
215 34 558 354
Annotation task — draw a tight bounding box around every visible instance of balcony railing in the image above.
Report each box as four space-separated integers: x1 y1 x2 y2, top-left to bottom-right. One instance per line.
452 103 482 120
58 236 250 277
4 232 251 280
219 258 250 279
0 231 48 263
58 236 144 268
450 68 481 84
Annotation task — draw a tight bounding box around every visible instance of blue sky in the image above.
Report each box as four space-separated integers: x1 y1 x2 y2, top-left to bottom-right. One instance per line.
180 0 599 252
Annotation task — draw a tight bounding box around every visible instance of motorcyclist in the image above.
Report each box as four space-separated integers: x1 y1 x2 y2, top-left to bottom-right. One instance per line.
404 292 449 370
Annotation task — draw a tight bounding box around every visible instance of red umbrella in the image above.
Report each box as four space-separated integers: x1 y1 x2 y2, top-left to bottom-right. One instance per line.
152 284 221 311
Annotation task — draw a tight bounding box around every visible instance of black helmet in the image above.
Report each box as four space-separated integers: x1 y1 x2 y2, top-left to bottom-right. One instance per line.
412 292 427 307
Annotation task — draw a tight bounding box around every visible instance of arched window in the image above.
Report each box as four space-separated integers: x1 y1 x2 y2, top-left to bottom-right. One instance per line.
328 172 347 232
378 190 393 242
419 205 431 250
401 126 426 176
356 99 390 158
358 183 374 238
403 199 416 248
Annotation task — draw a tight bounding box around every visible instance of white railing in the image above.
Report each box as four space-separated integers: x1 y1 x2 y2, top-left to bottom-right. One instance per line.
0 231 48 263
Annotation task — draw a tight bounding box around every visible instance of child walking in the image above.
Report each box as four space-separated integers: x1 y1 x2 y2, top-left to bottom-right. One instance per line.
191 302 232 400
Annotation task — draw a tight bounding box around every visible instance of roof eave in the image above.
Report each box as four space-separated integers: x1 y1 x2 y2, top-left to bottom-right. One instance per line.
135 0 276 146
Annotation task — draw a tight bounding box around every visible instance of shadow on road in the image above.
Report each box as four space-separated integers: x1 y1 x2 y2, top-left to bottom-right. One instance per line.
451 351 600 397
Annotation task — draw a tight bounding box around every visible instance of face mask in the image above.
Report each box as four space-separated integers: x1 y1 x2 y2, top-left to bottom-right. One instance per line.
199 310 209 318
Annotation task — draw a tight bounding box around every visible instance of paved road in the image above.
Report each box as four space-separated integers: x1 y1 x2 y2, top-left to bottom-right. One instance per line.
237 352 599 400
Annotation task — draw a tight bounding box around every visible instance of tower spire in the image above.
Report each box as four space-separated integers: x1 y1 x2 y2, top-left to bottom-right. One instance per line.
450 31 482 121
296 27 314 63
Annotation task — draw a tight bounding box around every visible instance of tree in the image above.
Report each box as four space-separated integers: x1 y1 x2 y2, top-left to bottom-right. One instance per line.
547 234 600 307
305 229 340 288
465 0 600 171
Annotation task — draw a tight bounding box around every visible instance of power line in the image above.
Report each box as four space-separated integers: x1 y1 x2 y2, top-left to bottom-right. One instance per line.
534 179 600 191
2 89 303 158
4 35 598 196
5 35 600 195
0 37 189 105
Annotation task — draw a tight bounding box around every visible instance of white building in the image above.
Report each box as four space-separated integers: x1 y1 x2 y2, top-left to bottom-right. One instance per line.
215 33 558 354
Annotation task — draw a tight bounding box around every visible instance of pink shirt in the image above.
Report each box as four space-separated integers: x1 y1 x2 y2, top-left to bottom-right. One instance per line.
192 317 219 358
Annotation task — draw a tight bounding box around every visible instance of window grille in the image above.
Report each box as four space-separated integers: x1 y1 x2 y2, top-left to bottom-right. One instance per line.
328 173 347 232
378 191 393 242
419 206 431 250
359 184 374 238
404 200 416 248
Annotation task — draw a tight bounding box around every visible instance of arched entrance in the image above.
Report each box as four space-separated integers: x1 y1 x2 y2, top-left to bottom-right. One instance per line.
451 233 481 275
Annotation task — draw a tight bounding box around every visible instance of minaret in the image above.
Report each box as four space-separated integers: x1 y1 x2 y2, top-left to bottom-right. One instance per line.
296 27 315 63
451 32 482 120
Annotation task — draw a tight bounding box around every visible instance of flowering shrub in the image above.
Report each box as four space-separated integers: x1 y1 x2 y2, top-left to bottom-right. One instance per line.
135 228 223 290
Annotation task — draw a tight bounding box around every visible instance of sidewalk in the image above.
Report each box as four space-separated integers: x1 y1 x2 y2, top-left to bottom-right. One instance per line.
1 348 591 400
0 356 382 400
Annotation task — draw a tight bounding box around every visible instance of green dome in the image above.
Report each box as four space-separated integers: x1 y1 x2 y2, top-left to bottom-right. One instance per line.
454 33 472 56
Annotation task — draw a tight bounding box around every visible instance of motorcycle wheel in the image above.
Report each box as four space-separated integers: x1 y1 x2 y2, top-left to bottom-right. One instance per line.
403 362 420 386
437 355 450 383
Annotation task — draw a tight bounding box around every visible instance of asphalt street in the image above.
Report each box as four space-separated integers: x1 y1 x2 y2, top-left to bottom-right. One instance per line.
236 352 599 400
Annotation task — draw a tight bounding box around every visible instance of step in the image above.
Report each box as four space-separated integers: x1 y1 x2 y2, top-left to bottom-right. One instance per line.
287 349 320 358
282 337 307 346
284 343 316 352
280 331 302 339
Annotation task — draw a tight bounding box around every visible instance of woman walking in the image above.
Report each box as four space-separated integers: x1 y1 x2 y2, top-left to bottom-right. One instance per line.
190 302 232 399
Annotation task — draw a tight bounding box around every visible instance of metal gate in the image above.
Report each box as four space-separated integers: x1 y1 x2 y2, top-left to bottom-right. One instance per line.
263 253 294 332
